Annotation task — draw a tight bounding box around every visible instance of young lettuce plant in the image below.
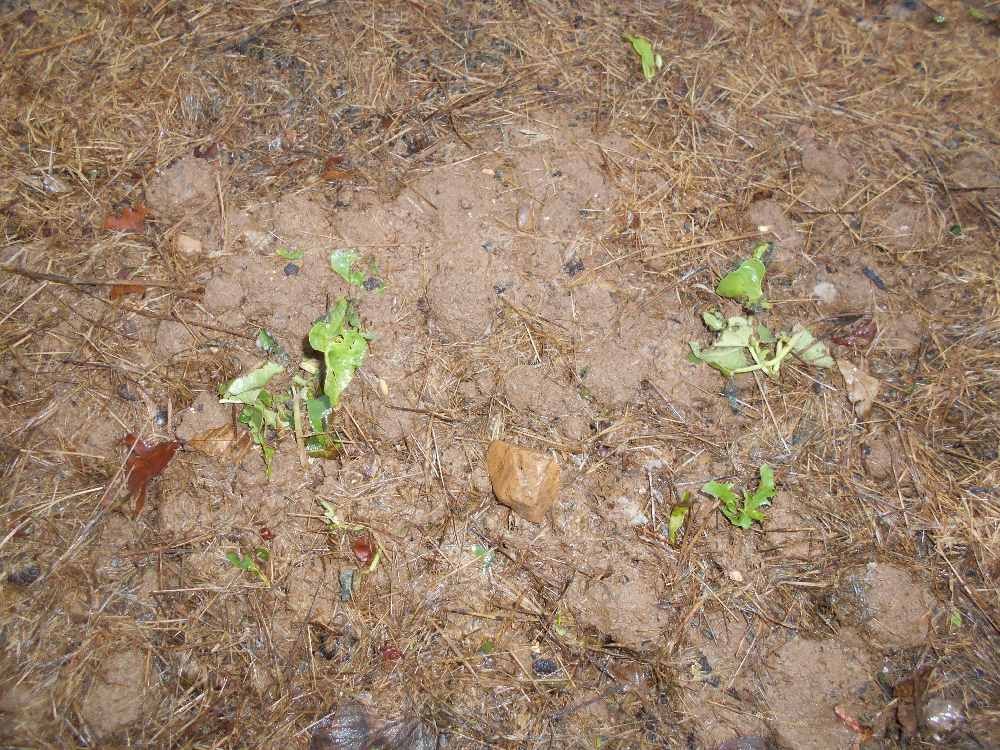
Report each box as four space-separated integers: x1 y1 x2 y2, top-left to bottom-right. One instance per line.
219 362 286 477
703 464 776 530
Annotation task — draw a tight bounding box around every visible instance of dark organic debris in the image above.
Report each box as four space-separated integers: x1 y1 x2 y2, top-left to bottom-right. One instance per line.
862 266 887 290
532 657 559 675
7 563 41 586
832 317 877 347
309 701 440 750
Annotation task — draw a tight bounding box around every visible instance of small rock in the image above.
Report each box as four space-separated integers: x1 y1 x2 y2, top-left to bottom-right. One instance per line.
7 563 41 586
532 657 559 675
516 202 533 230
486 440 560 523
283 262 300 277
727 570 744 583
812 281 839 304
175 233 203 257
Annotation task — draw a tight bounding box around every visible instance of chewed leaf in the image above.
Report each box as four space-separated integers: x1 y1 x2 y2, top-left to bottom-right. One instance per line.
788 325 834 369
716 242 771 308
308 299 371 408
329 248 366 287
689 342 750 377
702 480 739 509
220 362 283 405
624 34 662 81
754 464 776 505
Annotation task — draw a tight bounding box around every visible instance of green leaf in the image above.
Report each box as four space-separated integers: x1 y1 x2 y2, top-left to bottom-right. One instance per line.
220 362 284 405
624 34 662 81
277 247 305 261
668 501 690 544
702 309 727 332
329 248 366 287
704 465 775 529
226 551 242 567
306 395 332 434
256 328 289 364
716 242 771 309
255 548 270 562
948 223 963 237
787 325 834 369
479 638 495 655
689 341 750 377
308 299 371 408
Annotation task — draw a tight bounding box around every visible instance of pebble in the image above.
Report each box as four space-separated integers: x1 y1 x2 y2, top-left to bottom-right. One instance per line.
283 263 300 277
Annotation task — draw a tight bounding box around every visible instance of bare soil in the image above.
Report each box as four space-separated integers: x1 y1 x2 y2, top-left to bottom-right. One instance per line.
1 1 999 748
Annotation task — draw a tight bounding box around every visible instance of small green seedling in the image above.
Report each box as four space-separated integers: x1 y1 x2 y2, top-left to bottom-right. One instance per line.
668 493 691 544
318 499 365 534
276 246 305 261
702 464 776 530
226 547 271 586
716 241 771 309
624 34 663 81
473 544 495 571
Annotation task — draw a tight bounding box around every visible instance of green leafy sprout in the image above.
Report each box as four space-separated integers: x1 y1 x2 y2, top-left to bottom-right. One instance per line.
624 34 663 81
276 246 305 261
702 464 776 530
716 241 771 309
226 547 271 586
668 493 691 544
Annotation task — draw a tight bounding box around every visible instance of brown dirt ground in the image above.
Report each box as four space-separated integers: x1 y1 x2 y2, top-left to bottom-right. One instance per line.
1 1 999 748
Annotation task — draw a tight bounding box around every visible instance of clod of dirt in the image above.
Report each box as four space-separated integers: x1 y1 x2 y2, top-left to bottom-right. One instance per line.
486 440 560 523
502 365 586 420
426 249 496 341
764 636 875 750
176 392 229 442
831 563 936 647
146 156 217 220
154 320 197 358
749 199 802 254
174 233 204 257
861 428 902 481
837 359 880 417
80 648 152 738
565 575 670 650
718 737 771 750
202 274 244 313
947 150 999 190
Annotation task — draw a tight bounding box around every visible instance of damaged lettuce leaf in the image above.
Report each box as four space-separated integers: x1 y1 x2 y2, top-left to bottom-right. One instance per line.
329 248 366 287
308 298 371 408
690 312 833 379
716 241 771 309
219 362 285 477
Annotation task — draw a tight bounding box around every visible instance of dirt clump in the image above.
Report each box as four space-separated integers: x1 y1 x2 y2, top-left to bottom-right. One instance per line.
832 563 936 648
80 648 154 739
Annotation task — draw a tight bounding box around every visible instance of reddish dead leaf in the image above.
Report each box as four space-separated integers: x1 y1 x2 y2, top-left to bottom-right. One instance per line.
259 526 275 542
194 142 219 159
351 535 374 566
122 433 180 516
381 643 402 661
109 282 146 300
832 317 877 347
103 204 148 233
834 705 873 741
894 666 931 738
321 154 354 181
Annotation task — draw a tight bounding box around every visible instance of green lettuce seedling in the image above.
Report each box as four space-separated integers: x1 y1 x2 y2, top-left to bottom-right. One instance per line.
624 34 663 81
702 464 776 529
716 242 771 309
329 248 366 286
